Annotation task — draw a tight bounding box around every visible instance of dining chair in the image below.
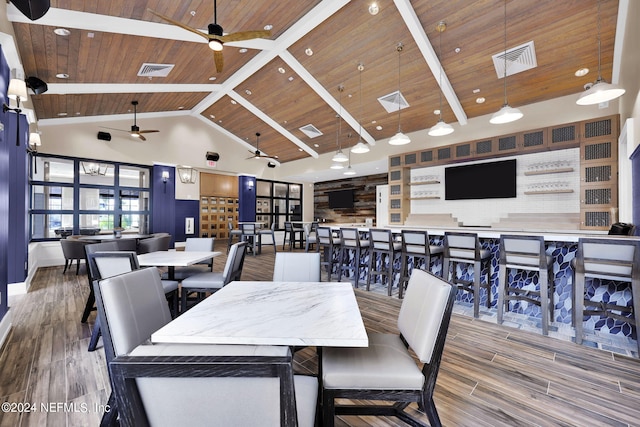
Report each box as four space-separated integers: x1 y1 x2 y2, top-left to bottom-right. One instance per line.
180 241 247 312
161 237 215 281
227 221 243 253
337 228 370 288
317 226 340 281
81 241 121 327
259 222 278 254
60 238 89 274
137 234 171 254
399 230 444 298
240 223 260 256
304 223 318 252
366 228 402 296
273 252 321 282
321 268 456 427
283 221 303 251
110 345 318 427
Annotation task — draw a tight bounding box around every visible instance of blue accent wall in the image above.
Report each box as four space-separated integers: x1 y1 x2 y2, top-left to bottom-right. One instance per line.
174 199 199 242
7 111 28 283
0 46 10 320
151 166 176 247
631 144 640 234
238 175 256 222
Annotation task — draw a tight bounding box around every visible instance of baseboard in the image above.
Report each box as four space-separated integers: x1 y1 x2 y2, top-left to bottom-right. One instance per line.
0 310 12 351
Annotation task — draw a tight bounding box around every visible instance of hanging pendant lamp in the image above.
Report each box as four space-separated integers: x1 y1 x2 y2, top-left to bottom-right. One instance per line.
490 0 523 125
429 21 454 137
331 85 349 162
576 0 625 105
389 43 411 145
351 63 370 154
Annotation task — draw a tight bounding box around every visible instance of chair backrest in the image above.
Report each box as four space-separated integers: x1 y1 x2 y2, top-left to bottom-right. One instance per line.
369 228 394 250
110 345 306 427
138 235 171 254
88 251 139 280
241 223 256 234
576 237 640 282
185 237 215 252
397 268 455 364
222 241 247 284
402 230 430 256
317 226 333 245
85 241 121 280
273 252 321 281
60 238 88 260
114 238 138 252
95 268 172 360
499 235 547 269
340 228 362 248
444 232 481 261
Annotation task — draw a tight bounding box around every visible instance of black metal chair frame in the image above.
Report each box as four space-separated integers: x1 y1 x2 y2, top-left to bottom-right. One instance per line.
283 221 304 251
399 230 443 299
337 228 368 288
317 226 339 281
366 229 400 296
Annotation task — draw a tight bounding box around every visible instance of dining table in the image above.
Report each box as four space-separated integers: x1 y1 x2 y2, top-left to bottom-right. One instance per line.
78 233 151 241
151 280 368 348
137 250 222 280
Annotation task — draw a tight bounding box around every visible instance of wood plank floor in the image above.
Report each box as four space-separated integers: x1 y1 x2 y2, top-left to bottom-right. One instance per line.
1 242 640 426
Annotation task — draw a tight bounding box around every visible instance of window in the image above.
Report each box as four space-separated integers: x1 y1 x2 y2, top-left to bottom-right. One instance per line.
255 179 302 230
29 155 152 240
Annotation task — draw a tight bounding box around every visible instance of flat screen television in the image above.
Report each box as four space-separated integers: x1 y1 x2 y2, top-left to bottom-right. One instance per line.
445 159 516 200
328 189 354 209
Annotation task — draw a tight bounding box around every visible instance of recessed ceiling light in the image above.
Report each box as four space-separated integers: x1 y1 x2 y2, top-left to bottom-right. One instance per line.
288 76 294 81
209 114 215 119
298 148 303 151
454 47 461 53
54 28 70 36
190 10 196 16
57 112 68 116
278 67 286 74
239 48 247 54
245 89 252 95
75 112 81 115
208 76 217 81
433 109 441 115
314 143 319 147
87 32 95 38
305 48 313 56
371 120 377 124
472 88 481 94
476 97 486 104
575 68 589 77
56 73 69 79
368 2 379 15
376 125 383 131
264 24 273 31
230 100 237 104
178 106 184 110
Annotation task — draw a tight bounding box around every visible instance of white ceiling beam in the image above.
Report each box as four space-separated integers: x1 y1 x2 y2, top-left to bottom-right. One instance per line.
45 83 220 95
37 110 191 127
394 0 468 126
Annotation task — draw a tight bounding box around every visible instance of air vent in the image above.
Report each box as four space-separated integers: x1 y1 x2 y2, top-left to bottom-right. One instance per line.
299 124 323 139
378 90 409 114
492 41 537 78
137 63 175 78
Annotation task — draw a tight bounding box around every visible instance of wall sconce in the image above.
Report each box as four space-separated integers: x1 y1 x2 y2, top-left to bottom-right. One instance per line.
247 180 255 191
161 170 170 193
81 161 110 176
177 166 197 184
3 78 28 146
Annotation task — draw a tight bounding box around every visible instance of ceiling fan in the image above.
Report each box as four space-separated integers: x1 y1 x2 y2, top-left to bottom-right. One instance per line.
101 101 159 141
246 133 278 161
148 0 271 73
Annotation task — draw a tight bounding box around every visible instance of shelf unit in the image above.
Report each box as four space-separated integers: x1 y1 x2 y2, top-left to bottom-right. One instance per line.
409 196 441 200
524 190 574 195
523 167 574 176
408 181 440 185
200 196 239 239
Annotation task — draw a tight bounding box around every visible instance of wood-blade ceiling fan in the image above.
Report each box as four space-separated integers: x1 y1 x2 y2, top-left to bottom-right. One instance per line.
148 0 271 73
246 132 278 161
101 101 159 141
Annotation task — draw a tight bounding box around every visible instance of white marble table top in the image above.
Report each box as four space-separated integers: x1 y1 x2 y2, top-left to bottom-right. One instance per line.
151 281 368 347
137 250 221 267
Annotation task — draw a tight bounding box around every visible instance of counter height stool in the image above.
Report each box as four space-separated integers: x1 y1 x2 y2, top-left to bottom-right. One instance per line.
240 223 260 256
399 230 444 299
258 222 277 254
443 232 492 318
366 229 402 296
283 221 304 251
498 235 554 335
317 226 340 281
227 222 243 253
338 228 370 288
573 238 640 355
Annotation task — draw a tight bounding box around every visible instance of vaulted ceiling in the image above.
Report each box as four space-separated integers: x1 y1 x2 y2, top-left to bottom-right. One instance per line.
8 0 620 164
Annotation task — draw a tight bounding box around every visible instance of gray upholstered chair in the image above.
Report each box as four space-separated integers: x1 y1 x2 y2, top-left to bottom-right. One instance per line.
304 223 317 252
259 222 277 253
573 237 640 354
227 221 243 253
497 235 554 335
337 228 370 288
137 234 171 254
273 252 321 282
240 223 260 256
60 238 89 274
317 226 340 281
161 237 215 281
366 228 402 296
180 241 247 312
321 268 455 427
442 231 492 318
81 241 122 326
283 221 303 251
399 230 444 298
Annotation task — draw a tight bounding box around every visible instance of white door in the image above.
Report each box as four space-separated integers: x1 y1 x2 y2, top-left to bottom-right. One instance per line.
376 185 389 227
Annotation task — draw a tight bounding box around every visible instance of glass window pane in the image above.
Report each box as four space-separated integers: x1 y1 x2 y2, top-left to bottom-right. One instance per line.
274 199 287 215
79 162 115 185
79 214 112 233
33 158 75 183
120 214 144 232
120 190 149 212
79 188 115 211
274 183 287 198
31 213 74 239
120 166 150 188
289 184 301 199
31 185 74 210
257 181 271 197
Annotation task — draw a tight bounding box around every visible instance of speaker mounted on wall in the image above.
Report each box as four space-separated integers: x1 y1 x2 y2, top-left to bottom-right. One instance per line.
97 131 111 141
10 0 50 20
25 76 48 95
206 152 220 162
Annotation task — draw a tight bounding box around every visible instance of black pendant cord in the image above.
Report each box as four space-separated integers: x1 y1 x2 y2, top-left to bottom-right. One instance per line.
502 0 508 106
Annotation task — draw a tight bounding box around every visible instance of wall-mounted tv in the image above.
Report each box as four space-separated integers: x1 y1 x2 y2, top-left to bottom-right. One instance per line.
445 159 516 200
328 189 354 209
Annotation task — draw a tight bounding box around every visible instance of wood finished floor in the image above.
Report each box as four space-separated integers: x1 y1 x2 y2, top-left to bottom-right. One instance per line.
1 242 640 426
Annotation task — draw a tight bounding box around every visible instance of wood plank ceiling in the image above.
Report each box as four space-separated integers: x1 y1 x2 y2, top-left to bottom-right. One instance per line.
9 0 620 164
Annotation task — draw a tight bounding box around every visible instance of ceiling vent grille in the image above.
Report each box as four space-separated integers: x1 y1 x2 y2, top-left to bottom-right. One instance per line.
492 41 537 78
137 63 175 78
378 90 409 114
299 124 323 139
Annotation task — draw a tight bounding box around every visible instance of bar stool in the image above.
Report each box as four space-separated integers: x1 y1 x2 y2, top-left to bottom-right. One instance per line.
258 222 277 254
338 228 369 288
240 223 260 256
366 229 402 296
399 230 444 299
497 235 554 335
443 231 492 318
317 226 340 281
283 221 304 251
227 221 243 253
573 237 640 354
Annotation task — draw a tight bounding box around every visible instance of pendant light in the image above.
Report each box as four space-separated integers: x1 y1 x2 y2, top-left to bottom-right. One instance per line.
344 133 356 175
331 85 349 162
389 43 411 145
490 0 523 125
351 63 370 154
429 21 454 136
576 0 625 105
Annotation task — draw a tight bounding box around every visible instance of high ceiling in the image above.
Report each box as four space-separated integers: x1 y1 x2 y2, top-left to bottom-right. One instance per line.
8 0 620 165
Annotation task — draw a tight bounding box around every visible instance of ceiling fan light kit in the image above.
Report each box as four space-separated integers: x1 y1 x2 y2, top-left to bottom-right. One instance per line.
576 0 625 106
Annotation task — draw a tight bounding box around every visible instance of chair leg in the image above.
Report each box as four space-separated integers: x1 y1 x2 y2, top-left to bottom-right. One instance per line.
540 268 549 336
387 253 394 297
422 398 442 427
62 259 69 274
322 392 336 427
88 320 101 352
100 392 119 427
497 264 507 325
76 259 81 275
473 260 481 318
181 288 189 313
81 288 95 323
